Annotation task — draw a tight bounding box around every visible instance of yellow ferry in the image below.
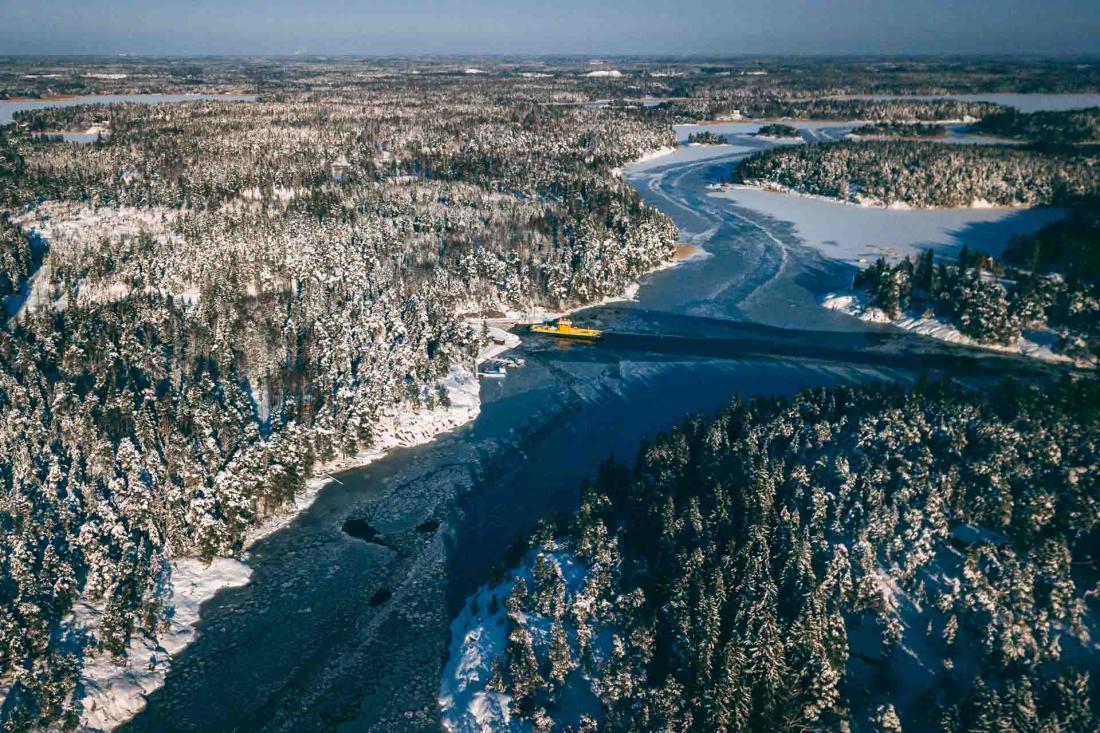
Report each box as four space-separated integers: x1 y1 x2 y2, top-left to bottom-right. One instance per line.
530 318 602 340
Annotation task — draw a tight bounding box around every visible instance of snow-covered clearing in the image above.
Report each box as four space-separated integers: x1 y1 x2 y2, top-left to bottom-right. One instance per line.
7 204 197 320
821 291 1072 363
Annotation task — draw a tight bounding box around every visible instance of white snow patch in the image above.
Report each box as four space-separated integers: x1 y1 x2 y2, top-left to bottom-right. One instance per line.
440 552 595 733
74 558 251 732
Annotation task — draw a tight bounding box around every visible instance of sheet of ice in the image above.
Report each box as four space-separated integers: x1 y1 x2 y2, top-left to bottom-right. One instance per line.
675 120 853 142
709 186 1066 265
621 143 753 174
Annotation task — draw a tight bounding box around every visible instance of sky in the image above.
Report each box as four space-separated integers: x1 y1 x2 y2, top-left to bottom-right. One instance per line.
1 0 1098 57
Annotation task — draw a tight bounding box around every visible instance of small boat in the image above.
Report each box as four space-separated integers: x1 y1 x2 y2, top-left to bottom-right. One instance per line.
478 364 507 379
492 356 526 368
530 318 602 340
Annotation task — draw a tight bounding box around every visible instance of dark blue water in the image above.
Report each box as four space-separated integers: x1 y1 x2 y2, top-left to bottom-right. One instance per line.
120 150 1061 733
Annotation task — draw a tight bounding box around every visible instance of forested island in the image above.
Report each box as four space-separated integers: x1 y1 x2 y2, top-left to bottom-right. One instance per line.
754 123 801 139
970 107 1100 146
850 122 947 139
445 378 1100 733
732 140 1098 207
829 201 1099 362
685 130 728 145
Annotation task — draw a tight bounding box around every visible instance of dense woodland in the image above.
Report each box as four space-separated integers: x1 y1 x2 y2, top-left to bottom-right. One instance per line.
640 97 1010 127
971 108 1100 146
733 140 1098 207
1004 203 1100 283
487 378 1100 732
7 57 1096 107
845 200 1099 361
0 78 678 729
743 98 1001 122
754 123 801 139
685 131 727 145
852 248 1097 359
850 122 947 139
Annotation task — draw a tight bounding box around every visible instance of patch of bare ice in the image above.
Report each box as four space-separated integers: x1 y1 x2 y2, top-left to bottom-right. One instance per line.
709 185 1066 265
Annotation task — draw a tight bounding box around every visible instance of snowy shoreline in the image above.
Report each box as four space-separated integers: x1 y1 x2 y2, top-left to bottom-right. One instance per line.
73 145 689 732
499 242 709 327
73 340 511 732
821 291 1074 364
610 145 677 177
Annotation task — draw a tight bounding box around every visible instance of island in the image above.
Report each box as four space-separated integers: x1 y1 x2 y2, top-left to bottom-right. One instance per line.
755 122 802 139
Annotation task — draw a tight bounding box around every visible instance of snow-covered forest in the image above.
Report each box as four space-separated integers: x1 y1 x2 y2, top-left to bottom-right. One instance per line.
849 122 947 139
733 140 1098 208
0 78 677 729
449 378 1100 733
970 107 1100 146
832 201 1099 362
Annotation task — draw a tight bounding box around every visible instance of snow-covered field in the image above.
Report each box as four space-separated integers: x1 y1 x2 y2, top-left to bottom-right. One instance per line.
821 291 1071 362
6 204 193 321
708 185 1066 265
